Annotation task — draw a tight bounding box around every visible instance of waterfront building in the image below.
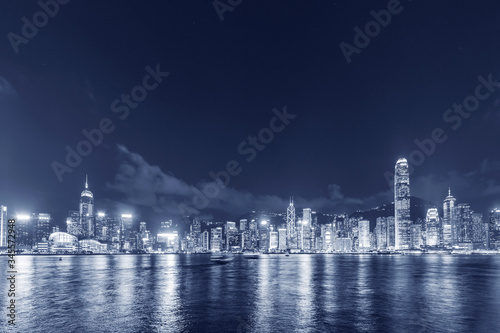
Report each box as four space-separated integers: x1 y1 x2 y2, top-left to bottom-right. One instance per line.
410 224 423 249
66 210 82 237
452 204 472 244
443 188 456 246
0 205 7 247
278 228 287 250
424 208 440 247
286 198 296 249
471 213 488 249
490 209 500 250
79 175 95 238
358 220 370 250
394 158 411 249
269 231 278 250
48 232 78 252
226 221 239 250
375 217 388 250
16 214 34 248
201 230 210 251
335 237 352 252
302 208 312 250
210 227 223 252
79 239 107 253
34 213 52 243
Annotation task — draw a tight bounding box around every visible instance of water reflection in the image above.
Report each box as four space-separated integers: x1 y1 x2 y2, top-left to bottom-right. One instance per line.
1 254 500 332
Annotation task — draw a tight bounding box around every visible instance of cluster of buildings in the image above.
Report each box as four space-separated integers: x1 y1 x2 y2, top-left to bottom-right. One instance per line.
1 158 500 254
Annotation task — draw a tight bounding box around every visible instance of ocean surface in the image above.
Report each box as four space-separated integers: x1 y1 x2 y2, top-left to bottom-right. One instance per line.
1 254 500 332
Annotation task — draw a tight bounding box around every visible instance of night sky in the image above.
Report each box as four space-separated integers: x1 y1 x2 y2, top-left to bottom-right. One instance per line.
1 0 499 228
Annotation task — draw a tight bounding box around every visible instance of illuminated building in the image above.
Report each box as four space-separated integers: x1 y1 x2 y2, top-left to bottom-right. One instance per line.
410 224 423 249
95 212 108 241
358 220 370 250
210 227 223 252
302 208 312 250
34 213 52 243
278 228 287 250
442 188 456 246
425 208 440 247
0 205 7 247
48 232 78 252
201 231 209 251
16 214 33 248
394 158 411 250
452 203 472 244
79 175 95 238
79 239 107 253
286 198 296 249
226 221 239 250
375 217 388 250
269 231 278 250
490 209 500 250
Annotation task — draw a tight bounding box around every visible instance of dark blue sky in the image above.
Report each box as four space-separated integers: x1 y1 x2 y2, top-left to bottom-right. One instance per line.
1 0 500 227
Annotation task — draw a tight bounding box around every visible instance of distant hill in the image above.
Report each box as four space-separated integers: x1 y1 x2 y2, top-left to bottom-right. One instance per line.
350 196 438 231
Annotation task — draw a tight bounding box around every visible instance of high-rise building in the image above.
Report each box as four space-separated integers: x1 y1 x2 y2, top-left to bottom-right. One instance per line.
490 209 500 250
79 175 95 238
394 158 411 250
425 208 440 247
34 213 52 243
452 204 472 244
201 231 210 251
120 214 134 251
226 221 239 250
0 205 7 247
269 231 278 250
471 213 487 249
375 217 388 250
410 224 423 249
278 228 287 250
442 188 456 247
358 220 370 250
210 227 223 251
259 220 269 251
286 198 296 249
16 214 34 248
302 208 312 250
239 219 247 231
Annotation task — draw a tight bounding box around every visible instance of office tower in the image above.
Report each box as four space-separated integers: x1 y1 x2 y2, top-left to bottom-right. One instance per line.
191 219 202 251
321 224 333 252
210 227 223 251
67 210 82 237
410 224 423 249
237 219 246 232
452 204 472 244
201 230 210 251
490 209 500 250
278 228 287 250
259 220 269 251
358 220 370 250
394 158 411 250
286 198 296 249
16 214 34 248
269 231 278 250
302 208 312 250
80 175 95 238
120 214 134 251
226 221 238 250
375 217 388 250
442 188 455 246
249 219 258 250
471 213 487 249
0 205 7 247
34 213 52 243
95 212 108 242
425 208 440 247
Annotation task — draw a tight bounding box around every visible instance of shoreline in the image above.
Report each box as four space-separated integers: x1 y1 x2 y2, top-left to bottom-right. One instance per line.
2 252 500 256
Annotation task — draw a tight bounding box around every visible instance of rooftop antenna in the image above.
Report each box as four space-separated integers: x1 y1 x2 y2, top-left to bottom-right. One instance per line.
85 174 88 189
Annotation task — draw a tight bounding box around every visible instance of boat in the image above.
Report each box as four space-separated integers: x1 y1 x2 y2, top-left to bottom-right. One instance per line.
243 252 260 259
59 257 62 261
210 252 235 263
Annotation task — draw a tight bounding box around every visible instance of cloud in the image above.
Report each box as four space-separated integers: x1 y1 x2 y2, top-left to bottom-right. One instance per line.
106 145 392 219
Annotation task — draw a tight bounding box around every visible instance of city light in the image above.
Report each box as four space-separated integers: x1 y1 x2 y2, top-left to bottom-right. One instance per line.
97 212 106 217
2 206 6 211
16 214 31 220
261 220 268 225
121 214 132 219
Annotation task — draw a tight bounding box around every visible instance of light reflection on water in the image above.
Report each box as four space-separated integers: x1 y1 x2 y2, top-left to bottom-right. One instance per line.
1 254 500 332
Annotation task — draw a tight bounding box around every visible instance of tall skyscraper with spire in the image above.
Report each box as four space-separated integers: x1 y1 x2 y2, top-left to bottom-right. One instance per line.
394 158 411 250
80 175 95 238
286 197 296 249
443 188 456 247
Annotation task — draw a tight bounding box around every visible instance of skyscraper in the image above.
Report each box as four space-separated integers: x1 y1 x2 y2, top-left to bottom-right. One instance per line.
34 213 52 243
358 220 370 250
286 197 296 249
394 158 411 250
452 203 472 245
442 188 456 247
80 175 95 238
302 208 312 250
489 209 500 250
0 205 7 247
425 208 440 247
